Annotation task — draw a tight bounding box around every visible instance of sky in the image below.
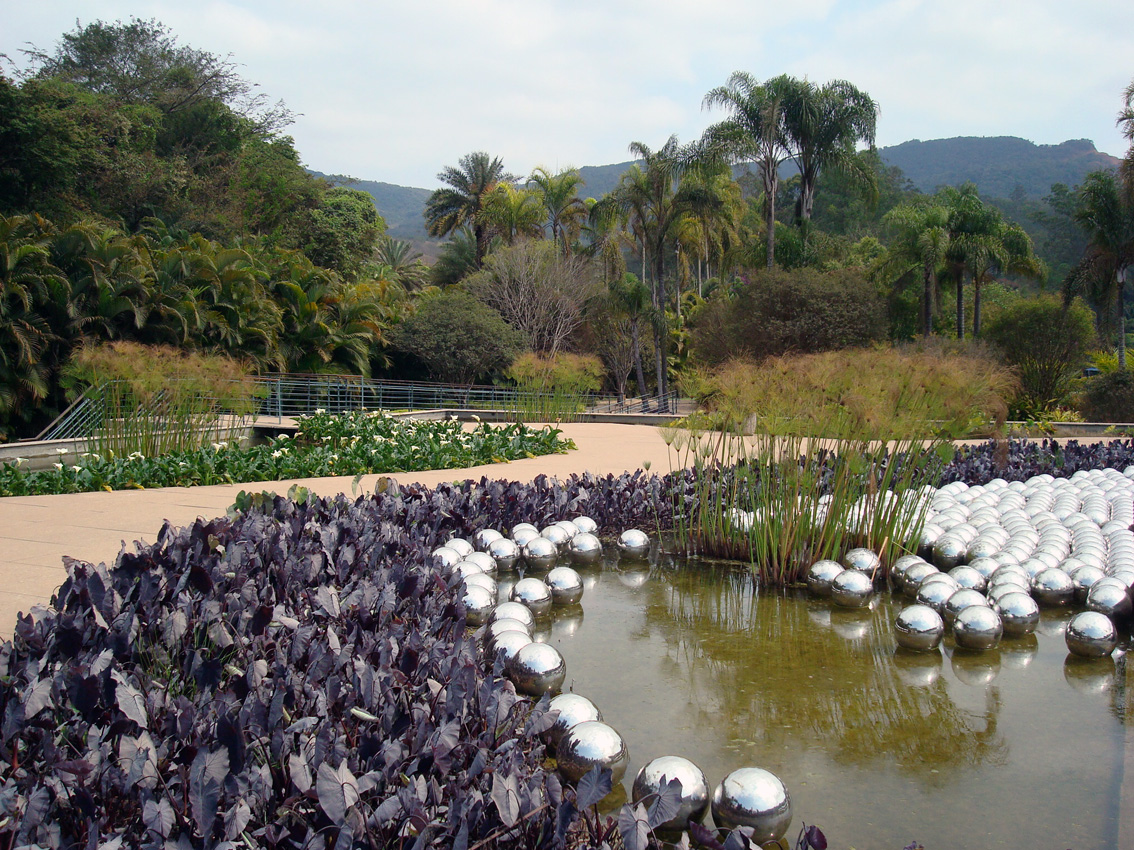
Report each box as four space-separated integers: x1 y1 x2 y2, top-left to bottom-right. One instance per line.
2 0 1132 190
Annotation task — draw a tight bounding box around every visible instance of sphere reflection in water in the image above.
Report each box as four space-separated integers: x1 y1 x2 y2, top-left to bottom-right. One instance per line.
830 609 873 640
806 560 843 597
557 721 630 783
999 634 1039 670
546 693 602 749
507 642 566 696
830 569 874 608
632 756 710 832
892 648 943 687
1063 655 1117 695
953 605 1003 651
550 605 584 639
618 529 651 559
1065 611 1118 658
895 604 945 651
711 767 792 843
951 647 1002 685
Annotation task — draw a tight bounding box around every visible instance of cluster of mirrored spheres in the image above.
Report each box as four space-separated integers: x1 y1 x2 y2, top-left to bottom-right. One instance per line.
432 518 794 841
806 467 1134 661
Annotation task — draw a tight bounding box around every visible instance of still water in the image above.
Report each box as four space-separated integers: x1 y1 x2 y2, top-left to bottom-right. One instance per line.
508 545 1129 850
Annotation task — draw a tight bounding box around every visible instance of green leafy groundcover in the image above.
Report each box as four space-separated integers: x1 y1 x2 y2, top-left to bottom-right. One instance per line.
0 411 575 497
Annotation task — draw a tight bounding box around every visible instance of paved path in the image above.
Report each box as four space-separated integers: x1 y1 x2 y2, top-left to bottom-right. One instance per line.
0 422 677 637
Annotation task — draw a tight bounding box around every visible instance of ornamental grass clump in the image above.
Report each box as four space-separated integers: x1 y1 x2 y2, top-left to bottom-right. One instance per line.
669 348 1014 583
506 352 605 422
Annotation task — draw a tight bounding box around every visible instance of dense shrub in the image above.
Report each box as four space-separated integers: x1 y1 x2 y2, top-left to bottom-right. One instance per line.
688 267 887 365
983 295 1097 418
1080 369 1134 422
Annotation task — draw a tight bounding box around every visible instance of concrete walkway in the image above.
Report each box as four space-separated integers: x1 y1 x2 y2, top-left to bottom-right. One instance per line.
0 422 679 637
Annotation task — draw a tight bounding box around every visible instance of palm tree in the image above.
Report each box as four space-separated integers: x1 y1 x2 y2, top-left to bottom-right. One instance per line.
581 196 633 285
1062 170 1134 367
481 183 543 246
781 79 879 224
879 203 951 337
424 151 513 267
527 167 587 253
373 236 429 291
608 272 652 401
701 72 796 268
1120 79 1134 195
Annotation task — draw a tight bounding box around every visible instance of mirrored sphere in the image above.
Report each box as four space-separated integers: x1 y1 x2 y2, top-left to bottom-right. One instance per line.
464 551 497 574
546 693 602 749
523 537 559 571
488 537 521 572
903 562 940 597
474 529 504 552
994 591 1040 637
1065 611 1118 658
452 559 486 581
512 527 540 548
430 546 462 571
463 572 497 597
511 577 553 616
486 629 531 667
568 532 604 565
618 529 651 559
491 601 536 629
572 516 599 535
891 554 927 585
843 548 881 573
546 566 584 605
511 522 539 536
1086 583 1132 619
932 535 968 569
968 557 1001 580
806 560 844 597
461 585 495 626
555 520 580 540
948 565 987 593
895 604 945 651
486 616 533 644
830 569 874 608
632 756 710 832
557 721 630 783
1031 568 1074 606
914 580 956 614
711 767 792 843
918 522 945 559
944 589 990 626
507 642 566 696
1069 564 1106 603
446 538 474 557
541 525 572 547
953 604 1004 651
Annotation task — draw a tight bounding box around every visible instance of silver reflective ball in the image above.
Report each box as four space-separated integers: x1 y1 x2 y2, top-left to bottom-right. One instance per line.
1086 582 1131 619
918 522 945 559
1031 568 1074 606
523 537 559 571
463 572 498 597
511 522 539 536
491 601 536 629
511 577 553 616
430 546 462 571
806 560 844 597
486 617 533 645
967 557 1001 580
953 604 1004 651
486 629 531 667
944 589 989 626
1065 611 1118 658
461 585 495 627
557 721 630 784
843 548 881 573
541 524 572 547
632 756 710 832
572 516 598 535
618 529 651 559
994 591 1040 637
903 562 940 597
546 693 602 749
546 566 584 605
474 528 504 552
555 520 580 540
1070 565 1107 603
830 569 874 608
948 566 987 593
452 559 486 581
507 642 566 696
447 538 474 557
895 604 945 651
568 532 604 565
512 527 541 548
914 580 956 614
488 537 521 572
464 550 497 574
711 768 792 843
932 535 968 569
891 554 927 586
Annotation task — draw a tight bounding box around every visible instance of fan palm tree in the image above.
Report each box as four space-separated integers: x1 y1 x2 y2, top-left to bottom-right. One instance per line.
424 151 513 266
1062 170 1134 367
781 79 879 224
527 167 587 253
701 72 797 268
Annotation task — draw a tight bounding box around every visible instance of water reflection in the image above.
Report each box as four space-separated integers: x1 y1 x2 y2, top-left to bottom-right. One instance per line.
1063 655 1116 696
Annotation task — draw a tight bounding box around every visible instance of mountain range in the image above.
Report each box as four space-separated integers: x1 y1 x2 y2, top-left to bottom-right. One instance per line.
316 136 1122 248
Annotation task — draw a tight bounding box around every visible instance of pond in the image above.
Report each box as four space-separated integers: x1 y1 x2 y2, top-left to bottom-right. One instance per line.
506 543 1129 850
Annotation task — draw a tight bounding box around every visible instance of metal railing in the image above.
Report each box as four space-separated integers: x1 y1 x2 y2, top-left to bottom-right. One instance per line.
36 374 682 442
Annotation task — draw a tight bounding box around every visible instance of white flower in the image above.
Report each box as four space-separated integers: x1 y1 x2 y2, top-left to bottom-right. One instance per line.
56 447 69 455
53 463 63 471
212 442 225 451
314 408 326 415
272 449 286 458
71 465 81 472
14 457 26 467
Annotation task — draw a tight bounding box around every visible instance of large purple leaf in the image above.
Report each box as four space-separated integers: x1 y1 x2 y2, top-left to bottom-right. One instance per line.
317 760 360 827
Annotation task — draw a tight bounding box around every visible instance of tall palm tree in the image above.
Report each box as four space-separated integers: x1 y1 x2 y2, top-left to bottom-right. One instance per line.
481 183 543 246
581 196 633 285
781 79 879 224
1120 79 1134 196
1062 170 1134 367
608 272 652 401
878 203 951 337
527 167 587 253
701 72 796 268
424 151 513 266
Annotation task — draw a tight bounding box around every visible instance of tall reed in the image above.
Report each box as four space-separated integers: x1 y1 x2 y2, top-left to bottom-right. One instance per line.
505 351 604 423
668 348 1014 584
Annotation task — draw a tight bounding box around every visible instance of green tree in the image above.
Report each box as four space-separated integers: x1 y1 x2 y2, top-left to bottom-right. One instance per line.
481 183 543 246
424 151 513 266
607 272 653 399
372 236 429 290
877 202 951 337
527 167 587 253
389 290 523 383
1062 170 1134 367
701 72 796 268
781 79 879 224
301 187 386 280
